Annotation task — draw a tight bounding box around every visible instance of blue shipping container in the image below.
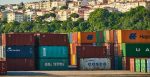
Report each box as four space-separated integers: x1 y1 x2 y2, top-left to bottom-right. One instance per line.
114 56 122 70
38 46 68 58
5 46 34 58
147 59 150 72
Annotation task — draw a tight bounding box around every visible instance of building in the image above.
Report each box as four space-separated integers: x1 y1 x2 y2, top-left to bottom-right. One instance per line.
0 11 8 21
57 10 71 21
7 12 24 23
25 10 37 22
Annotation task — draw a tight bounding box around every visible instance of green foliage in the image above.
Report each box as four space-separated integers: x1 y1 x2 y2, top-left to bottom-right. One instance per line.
0 6 150 33
60 6 68 10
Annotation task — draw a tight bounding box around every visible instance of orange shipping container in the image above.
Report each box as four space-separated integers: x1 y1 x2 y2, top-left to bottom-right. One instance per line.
130 58 135 72
70 54 77 66
72 32 96 43
117 30 150 43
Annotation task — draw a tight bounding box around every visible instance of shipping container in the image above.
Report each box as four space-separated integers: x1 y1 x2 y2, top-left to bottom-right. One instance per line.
68 33 72 43
109 30 114 43
37 59 69 70
38 46 68 58
2 33 35 46
7 58 35 71
77 46 106 58
141 58 147 73
70 43 95 55
0 46 6 59
72 32 96 43
130 58 135 72
39 33 69 46
4 46 34 58
0 61 7 75
122 57 130 70
114 56 122 70
70 54 77 66
0 35 1 45
147 59 150 72
79 58 111 70
135 58 141 72
103 43 114 56
114 44 122 56
96 31 105 43
122 43 150 57
117 30 150 43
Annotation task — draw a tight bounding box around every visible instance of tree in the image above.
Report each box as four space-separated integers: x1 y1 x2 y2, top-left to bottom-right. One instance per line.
60 6 68 10
70 13 79 21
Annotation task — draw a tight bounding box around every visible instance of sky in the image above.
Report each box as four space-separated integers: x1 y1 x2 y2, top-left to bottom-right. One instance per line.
0 0 42 5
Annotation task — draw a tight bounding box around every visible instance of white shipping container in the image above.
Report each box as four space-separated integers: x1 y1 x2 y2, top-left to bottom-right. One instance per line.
80 58 111 70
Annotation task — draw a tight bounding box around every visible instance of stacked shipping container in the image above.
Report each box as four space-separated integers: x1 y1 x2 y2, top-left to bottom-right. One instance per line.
37 33 69 70
69 32 113 70
130 58 150 73
2 33 35 71
0 35 7 75
115 30 150 71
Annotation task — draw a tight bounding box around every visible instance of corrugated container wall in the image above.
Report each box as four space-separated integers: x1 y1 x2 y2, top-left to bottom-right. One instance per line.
141 58 147 73
72 32 96 43
0 61 7 75
37 59 69 70
79 58 111 70
147 59 150 72
117 30 150 43
122 43 150 57
7 58 35 71
0 35 2 45
38 46 68 58
130 58 135 72
5 46 34 58
39 33 69 46
77 46 106 58
2 33 35 46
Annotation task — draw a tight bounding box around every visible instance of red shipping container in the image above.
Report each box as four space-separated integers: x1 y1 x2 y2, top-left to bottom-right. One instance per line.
130 58 135 72
70 43 95 55
2 33 35 46
72 32 78 43
39 33 69 46
0 61 7 75
109 30 114 43
77 46 106 58
122 57 130 70
7 58 35 71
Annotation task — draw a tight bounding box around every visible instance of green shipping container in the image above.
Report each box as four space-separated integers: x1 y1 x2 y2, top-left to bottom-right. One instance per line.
38 46 68 58
96 31 105 43
38 59 69 70
135 59 141 72
122 43 150 57
141 59 147 73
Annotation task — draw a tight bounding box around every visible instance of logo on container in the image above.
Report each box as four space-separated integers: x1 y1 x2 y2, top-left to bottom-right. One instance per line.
129 33 137 40
139 34 150 39
87 35 93 40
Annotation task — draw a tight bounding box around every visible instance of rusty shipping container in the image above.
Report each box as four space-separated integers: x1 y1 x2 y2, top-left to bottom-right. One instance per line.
2 33 35 46
130 58 135 72
77 46 106 58
70 43 95 66
70 43 95 55
7 58 35 71
78 58 111 70
72 32 96 43
0 61 7 75
39 33 69 46
117 30 150 43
